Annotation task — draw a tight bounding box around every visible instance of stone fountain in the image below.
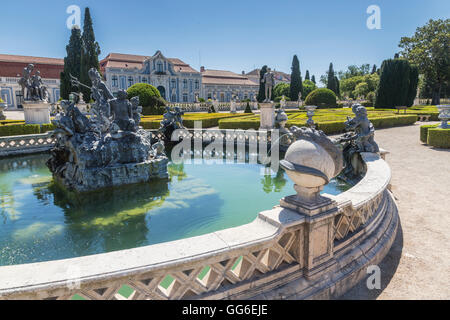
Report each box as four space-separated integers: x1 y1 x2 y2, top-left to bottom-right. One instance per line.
46 68 168 193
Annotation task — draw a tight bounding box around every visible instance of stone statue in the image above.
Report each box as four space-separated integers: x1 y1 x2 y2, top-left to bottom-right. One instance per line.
18 64 48 102
252 95 258 110
130 96 142 128
262 68 275 102
280 95 287 109
335 104 380 178
47 69 168 192
159 106 185 142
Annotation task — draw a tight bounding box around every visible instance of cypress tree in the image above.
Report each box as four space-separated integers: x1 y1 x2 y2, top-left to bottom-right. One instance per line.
311 75 316 84
80 7 101 101
289 55 302 101
257 65 268 102
371 64 377 74
406 64 419 107
60 26 83 100
305 70 310 81
334 76 340 98
327 63 337 95
375 58 418 108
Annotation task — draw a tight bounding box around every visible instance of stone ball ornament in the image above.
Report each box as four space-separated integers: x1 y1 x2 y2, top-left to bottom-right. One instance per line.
280 127 344 204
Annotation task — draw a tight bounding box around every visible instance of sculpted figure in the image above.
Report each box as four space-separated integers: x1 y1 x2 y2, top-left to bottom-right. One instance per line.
130 96 142 128
18 64 34 100
262 68 275 102
344 104 379 153
109 90 136 132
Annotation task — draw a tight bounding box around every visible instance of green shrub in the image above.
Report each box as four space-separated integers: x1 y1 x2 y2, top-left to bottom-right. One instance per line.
304 88 337 108
0 124 41 137
273 96 291 103
198 97 206 103
427 128 450 148
420 124 439 143
140 120 161 130
1 120 26 125
127 83 167 115
316 121 347 134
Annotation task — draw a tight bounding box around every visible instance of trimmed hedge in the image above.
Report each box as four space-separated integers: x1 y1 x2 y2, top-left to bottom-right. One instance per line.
0 124 41 137
141 113 248 130
420 124 439 143
304 88 337 108
127 83 166 115
427 128 450 149
1 120 26 125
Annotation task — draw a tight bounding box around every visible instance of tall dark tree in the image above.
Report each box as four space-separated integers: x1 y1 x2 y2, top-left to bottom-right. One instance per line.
371 64 377 74
79 7 101 101
305 70 310 81
334 76 341 98
257 66 268 102
60 27 83 100
327 63 338 95
311 75 316 84
289 55 302 101
375 58 419 108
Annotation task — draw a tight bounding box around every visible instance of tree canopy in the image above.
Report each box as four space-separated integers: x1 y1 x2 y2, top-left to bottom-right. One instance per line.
290 55 302 101
60 27 82 100
399 18 450 104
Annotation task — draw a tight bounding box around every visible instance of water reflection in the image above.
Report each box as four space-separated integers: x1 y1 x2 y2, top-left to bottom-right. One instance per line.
0 152 351 266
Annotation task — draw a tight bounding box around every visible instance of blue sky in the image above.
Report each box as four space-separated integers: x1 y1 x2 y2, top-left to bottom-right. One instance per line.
0 0 448 81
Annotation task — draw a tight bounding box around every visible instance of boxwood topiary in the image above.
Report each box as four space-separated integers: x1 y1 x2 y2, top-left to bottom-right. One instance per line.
420 124 439 143
304 88 337 108
127 83 167 115
427 128 450 148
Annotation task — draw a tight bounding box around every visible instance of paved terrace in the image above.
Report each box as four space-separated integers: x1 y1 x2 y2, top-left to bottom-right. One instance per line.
341 122 450 300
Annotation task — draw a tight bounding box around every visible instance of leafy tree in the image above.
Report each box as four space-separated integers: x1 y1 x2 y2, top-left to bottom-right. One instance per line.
273 82 290 99
305 70 310 81
340 73 380 99
304 88 337 108
311 75 316 84
302 80 317 98
375 58 419 108
406 64 420 106
257 65 268 102
399 18 450 104
80 7 101 101
60 27 82 100
289 55 302 101
353 82 369 99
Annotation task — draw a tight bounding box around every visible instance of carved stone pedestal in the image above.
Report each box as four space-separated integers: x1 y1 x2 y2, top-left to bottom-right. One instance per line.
259 102 275 130
23 101 50 124
280 194 338 280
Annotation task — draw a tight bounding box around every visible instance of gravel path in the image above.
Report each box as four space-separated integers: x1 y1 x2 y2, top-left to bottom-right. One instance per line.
341 122 450 300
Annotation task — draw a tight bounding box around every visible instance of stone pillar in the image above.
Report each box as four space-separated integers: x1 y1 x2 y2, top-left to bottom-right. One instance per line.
23 101 50 124
259 102 275 130
280 195 337 279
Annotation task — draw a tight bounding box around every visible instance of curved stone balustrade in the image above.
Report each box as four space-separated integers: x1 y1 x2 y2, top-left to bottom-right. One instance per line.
0 152 398 300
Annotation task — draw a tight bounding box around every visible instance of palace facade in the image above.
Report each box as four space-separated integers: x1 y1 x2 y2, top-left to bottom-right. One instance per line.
100 51 259 103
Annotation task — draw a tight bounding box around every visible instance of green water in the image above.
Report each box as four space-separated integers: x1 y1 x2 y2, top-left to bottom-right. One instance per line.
0 153 351 266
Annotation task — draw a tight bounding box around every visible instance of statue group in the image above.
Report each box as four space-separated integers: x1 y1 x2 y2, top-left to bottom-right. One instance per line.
47 68 168 192
18 64 49 102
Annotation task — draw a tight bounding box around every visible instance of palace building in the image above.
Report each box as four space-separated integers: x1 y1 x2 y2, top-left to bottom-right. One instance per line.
0 54 63 109
100 51 202 103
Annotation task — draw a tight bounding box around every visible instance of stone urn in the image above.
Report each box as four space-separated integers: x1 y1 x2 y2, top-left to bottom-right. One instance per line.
437 105 450 129
280 127 343 214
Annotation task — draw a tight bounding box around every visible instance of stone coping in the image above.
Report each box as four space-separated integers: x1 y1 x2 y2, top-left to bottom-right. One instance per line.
0 152 392 300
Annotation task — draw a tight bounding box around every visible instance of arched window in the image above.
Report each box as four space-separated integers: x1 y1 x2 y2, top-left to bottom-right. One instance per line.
157 61 163 73
112 75 118 87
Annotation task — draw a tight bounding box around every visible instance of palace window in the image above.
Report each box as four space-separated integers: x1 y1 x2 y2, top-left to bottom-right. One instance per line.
171 79 176 88
112 75 118 87
195 80 200 90
183 79 188 90
183 93 188 102
157 61 163 73
142 77 148 83
128 76 134 87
